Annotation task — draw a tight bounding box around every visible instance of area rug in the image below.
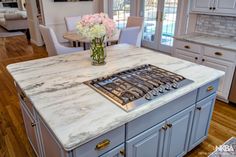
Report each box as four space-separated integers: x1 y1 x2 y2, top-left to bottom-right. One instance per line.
0 27 24 38
209 137 236 157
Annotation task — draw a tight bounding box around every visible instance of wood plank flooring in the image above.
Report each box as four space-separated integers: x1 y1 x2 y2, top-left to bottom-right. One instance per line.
0 36 236 157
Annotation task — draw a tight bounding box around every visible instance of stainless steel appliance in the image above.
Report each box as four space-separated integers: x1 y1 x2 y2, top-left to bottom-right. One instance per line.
229 69 236 103
84 64 193 111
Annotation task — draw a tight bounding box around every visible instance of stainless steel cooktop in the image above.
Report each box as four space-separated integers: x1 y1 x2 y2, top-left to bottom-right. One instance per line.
84 64 193 112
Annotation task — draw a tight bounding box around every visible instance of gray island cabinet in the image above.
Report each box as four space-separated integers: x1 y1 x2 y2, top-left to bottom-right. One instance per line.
7 44 224 157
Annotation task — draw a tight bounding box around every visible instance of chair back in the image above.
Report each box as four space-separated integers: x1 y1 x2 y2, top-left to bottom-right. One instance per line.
126 16 144 28
39 25 60 56
118 27 141 46
126 16 144 47
64 16 81 31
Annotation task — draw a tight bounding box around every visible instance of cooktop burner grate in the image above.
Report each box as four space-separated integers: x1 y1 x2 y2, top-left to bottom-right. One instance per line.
84 64 193 111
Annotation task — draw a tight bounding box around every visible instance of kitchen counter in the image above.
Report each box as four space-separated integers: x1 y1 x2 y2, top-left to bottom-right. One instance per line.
174 33 236 51
7 44 224 151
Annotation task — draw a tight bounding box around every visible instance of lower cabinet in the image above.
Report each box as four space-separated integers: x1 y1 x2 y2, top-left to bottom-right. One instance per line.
189 94 216 150
163 106 194 157
20 102 41 157
126 121 166 157
126 105 195 157
100 144 125 157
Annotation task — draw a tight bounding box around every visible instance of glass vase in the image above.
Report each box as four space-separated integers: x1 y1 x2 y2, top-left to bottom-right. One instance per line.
90 38 106 66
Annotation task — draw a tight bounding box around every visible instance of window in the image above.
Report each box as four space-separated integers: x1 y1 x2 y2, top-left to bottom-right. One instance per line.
109 0 131 29
160 0 178 46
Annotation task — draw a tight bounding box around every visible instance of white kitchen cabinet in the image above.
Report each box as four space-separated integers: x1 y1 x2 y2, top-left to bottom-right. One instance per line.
214 0 236 14
191 0 214 13
173 39 235 102
173 49 200 64
191 0 236 16
202 56 235 102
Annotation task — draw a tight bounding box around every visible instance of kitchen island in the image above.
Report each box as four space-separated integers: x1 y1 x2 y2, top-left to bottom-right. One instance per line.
7 44 224 157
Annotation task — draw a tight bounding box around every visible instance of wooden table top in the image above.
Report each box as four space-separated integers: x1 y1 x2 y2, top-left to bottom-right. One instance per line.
63 30 120 43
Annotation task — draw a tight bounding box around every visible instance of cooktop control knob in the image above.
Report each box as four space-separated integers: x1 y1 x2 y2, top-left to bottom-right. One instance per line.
151 89 158 96
165 84 171 91
172 83 179 89
145 93 152 100
158 87 164 93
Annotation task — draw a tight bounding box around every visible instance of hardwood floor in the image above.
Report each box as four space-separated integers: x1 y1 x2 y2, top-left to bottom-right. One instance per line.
0 36 235 157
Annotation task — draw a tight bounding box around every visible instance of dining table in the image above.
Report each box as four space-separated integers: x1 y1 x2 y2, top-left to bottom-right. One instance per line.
63 30 121 50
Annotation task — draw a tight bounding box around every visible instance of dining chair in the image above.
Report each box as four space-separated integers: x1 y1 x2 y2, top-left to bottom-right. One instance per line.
64 16 81 31
126 16 144 47
39 25 83 56
118 27 141 47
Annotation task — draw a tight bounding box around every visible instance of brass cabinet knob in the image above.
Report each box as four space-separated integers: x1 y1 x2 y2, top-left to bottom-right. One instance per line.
207 86 214 92
167 124 172 128
120 149 125 156
95 139 110 151
196 107 202 111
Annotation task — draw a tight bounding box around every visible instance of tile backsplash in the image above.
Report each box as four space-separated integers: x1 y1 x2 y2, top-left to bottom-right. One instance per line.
195 14 236 37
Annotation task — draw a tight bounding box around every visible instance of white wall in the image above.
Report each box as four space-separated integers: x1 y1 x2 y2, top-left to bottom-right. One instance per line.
41 0 100 42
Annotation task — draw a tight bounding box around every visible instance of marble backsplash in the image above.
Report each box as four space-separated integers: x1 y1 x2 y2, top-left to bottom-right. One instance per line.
195 14 236 38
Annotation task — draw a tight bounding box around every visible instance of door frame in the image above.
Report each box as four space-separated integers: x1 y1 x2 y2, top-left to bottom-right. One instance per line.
140 0 183 54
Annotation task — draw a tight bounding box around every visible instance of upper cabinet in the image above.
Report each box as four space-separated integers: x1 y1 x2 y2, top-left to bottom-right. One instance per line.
191 0 236 16
214 0 236 14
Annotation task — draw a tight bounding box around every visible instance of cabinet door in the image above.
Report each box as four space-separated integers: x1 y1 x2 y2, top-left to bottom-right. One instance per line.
191 0 214 13
39 117 64 157
100 144 124 157
189 94 216 151
202 57 235 101
20 103 40 156
163 106 194 157
214 0 236 14
126 121 166 157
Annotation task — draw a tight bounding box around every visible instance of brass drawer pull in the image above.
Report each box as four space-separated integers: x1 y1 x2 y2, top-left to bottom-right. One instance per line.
95 139 110 151
184 45 190 49
120 149 125 156
215 52 223 56
207 86 214 92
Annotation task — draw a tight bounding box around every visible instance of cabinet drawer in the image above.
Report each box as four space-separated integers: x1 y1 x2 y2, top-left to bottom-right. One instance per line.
175 40 201 54
197 79 219 101
204 46 236 62
74 125 125 157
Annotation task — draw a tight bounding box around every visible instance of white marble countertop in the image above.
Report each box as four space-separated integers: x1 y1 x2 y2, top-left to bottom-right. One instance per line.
174 33 236 51
7 44 224 151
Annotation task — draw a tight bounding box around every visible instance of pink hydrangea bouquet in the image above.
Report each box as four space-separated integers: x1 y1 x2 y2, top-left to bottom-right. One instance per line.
77 13 116 65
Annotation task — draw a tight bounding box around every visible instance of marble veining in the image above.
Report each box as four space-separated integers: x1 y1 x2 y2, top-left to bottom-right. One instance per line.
7 44 224 151
175 33 236 51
